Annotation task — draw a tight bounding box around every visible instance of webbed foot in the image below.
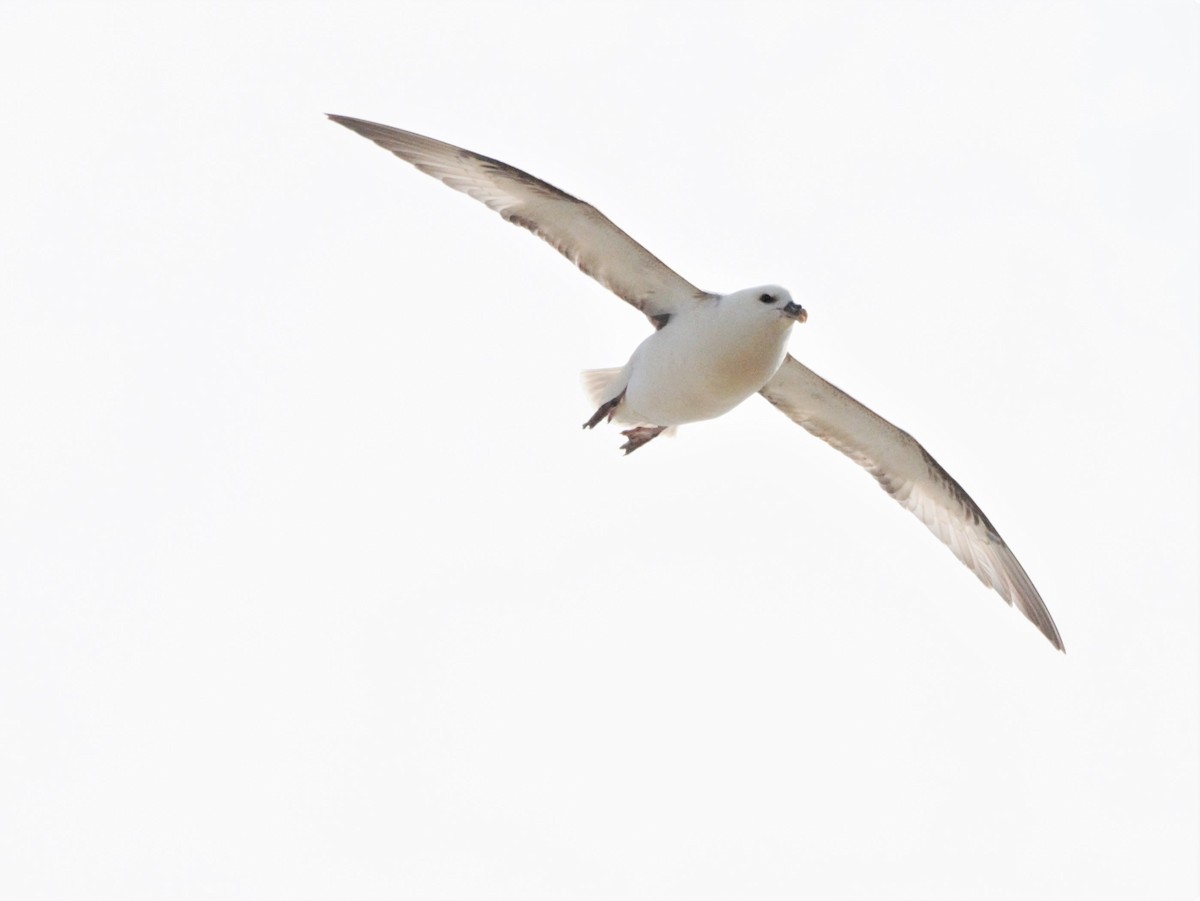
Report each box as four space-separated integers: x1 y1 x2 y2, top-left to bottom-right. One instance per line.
619 425 667 455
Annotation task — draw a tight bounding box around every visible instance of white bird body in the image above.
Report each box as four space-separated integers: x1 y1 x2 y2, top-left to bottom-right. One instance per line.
329 114 1065 652
599 286 800 427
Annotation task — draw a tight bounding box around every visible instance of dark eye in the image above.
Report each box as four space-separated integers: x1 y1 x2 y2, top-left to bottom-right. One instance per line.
759 293 774 304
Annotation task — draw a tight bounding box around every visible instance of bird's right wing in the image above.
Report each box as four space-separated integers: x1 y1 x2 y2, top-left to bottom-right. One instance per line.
760 355 1063 650
329 115 713 324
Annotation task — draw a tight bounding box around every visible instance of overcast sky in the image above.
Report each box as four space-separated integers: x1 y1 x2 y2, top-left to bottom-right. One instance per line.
1 2 1197 899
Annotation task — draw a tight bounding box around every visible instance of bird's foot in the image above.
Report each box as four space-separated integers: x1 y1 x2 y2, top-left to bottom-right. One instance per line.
619 425 667 455
583 391 625 430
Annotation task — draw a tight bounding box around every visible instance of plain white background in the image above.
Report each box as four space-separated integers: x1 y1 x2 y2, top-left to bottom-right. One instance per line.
1 2 1197 899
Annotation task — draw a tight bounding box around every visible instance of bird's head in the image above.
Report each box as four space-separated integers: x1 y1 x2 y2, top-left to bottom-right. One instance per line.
728 285 808 325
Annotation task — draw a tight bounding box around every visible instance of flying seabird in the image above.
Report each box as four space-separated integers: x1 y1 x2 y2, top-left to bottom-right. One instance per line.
328 114 1064 652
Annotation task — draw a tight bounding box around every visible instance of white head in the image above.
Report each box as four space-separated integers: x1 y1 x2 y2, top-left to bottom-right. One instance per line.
724 284 808 326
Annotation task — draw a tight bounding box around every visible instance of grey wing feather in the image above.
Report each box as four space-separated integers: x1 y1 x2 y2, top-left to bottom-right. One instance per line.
761 355 1063 651
328 115 713 322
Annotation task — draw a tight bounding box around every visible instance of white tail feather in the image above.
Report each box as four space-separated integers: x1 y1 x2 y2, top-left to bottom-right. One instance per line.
580 367 624 406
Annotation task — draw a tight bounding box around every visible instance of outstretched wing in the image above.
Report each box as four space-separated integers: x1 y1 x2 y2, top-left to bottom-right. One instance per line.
328 115 713 323
760 355 1063 651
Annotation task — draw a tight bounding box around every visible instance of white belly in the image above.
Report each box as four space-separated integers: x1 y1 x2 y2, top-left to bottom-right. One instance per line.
619 314 791 426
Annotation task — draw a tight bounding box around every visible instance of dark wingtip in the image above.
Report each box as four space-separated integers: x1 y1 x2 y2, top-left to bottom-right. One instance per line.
1041 622 1066 654
326 113 368 132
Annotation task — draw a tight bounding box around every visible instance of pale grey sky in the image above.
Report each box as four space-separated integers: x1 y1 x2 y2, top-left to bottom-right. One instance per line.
1 2 1197 899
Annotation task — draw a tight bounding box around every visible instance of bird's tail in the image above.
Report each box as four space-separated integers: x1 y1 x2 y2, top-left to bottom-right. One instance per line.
580 367 625 407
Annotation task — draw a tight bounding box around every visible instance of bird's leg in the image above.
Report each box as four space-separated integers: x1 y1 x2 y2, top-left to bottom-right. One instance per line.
619 425 667 455
583 391 625 430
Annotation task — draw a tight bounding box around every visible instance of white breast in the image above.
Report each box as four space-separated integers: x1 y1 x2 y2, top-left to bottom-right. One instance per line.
620 302 793 426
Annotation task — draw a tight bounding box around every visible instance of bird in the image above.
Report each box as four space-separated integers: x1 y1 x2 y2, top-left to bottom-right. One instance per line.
328 113 1064 652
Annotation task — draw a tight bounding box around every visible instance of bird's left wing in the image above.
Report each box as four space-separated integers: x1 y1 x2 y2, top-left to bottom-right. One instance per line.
760 355 1063 650
328 115 713 323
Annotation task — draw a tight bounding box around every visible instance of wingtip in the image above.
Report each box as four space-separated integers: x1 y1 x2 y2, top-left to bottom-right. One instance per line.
326 113 364 130
1034 613 1065 653
1040 623 1066 654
